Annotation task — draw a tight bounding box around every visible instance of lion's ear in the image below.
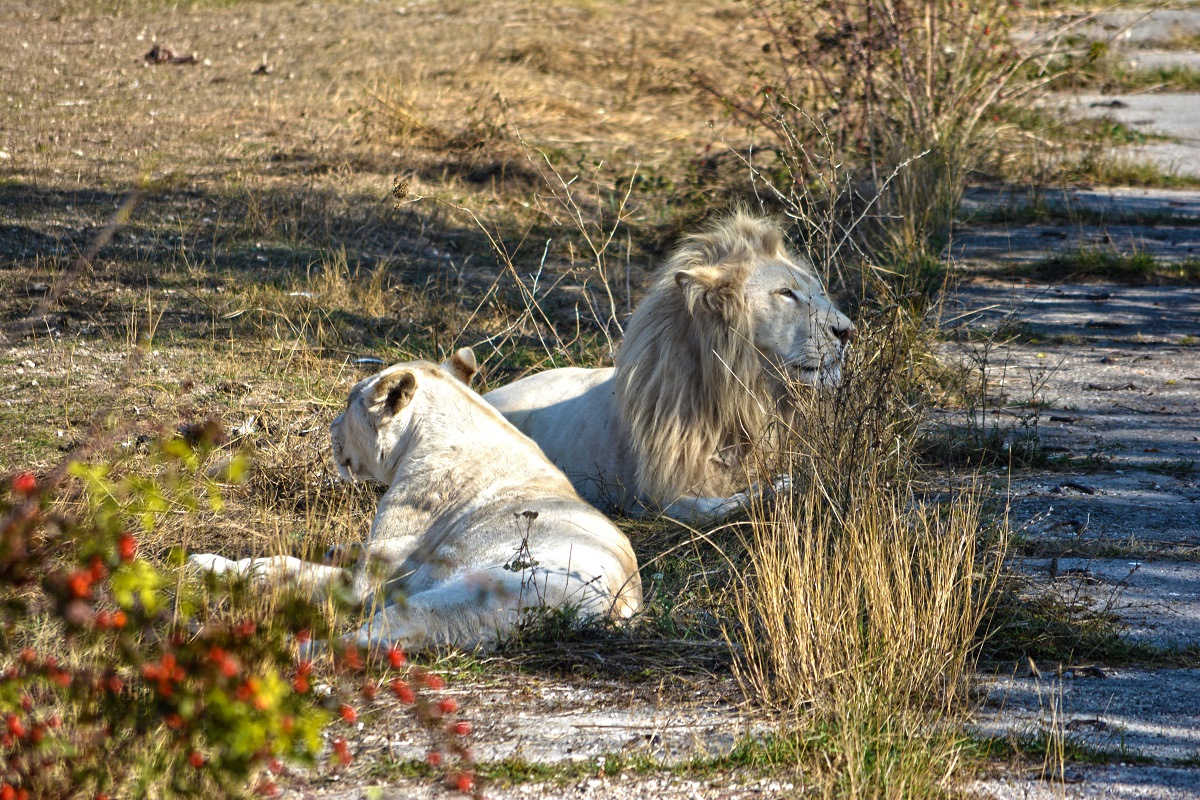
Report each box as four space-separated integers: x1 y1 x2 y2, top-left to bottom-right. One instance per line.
372 370 417 415
675 266 741 316
444 346 478 385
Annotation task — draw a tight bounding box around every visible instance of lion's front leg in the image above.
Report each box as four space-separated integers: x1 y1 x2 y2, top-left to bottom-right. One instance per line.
652 474 793 525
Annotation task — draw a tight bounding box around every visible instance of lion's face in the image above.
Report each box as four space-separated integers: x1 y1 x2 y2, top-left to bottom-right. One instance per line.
743 259 854 388
330 367 418 485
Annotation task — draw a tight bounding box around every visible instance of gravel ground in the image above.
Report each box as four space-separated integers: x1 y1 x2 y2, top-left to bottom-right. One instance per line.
956 187 1200 798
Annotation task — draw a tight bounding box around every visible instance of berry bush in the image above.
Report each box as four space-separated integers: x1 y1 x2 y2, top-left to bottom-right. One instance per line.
0 424 478 799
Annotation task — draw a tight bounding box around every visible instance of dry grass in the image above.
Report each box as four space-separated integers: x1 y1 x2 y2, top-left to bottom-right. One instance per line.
714 304 1006 798
692 0 1090 273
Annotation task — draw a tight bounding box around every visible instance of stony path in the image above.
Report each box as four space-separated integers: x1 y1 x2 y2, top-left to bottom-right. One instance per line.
954 179 1200 795
944 21 1200 791
1038 8 1200 178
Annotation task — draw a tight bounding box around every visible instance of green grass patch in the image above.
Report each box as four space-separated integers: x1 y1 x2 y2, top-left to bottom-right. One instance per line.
982 580 1200 667
953 320 1089 346
1147 458 1196 477
367 731 819 787
962 201 1191 227
1026 250 1200 284
1063 63 1200 93
1055 155 1200 189
919 424 1046 469
969 732 1155 767
1011 538 1200 564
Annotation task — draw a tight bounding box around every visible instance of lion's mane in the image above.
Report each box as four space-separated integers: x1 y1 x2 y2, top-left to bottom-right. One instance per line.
613 212 794 501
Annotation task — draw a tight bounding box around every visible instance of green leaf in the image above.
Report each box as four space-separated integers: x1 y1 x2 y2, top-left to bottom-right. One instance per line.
111 561 166 614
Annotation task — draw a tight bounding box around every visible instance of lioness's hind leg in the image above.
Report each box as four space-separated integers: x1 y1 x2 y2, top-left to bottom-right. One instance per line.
351 565 622 652
351 570 525 653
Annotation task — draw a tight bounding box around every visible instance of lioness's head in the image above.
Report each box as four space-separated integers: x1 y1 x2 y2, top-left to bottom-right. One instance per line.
671 214 854 388
330 348 478 484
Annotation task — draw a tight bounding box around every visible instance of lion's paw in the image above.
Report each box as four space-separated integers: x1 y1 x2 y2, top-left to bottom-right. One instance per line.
768 474 793 496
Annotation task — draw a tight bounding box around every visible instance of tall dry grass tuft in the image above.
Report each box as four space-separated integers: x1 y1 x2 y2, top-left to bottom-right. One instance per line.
720 0 1084 272
724 301 1006 797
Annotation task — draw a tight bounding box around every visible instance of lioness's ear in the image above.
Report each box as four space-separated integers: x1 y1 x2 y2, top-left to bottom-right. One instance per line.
444 346 478 385
675 266 742 316
371 370 417 415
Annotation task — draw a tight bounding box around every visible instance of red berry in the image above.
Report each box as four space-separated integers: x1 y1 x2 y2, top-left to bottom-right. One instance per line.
67 570 93 599
386 645 406 668
88 555 108 582
112 610 127 629
360 680 378 700
424 673 445 690
438 698 458 714
188 751 205 769
0 786 12 800
117 533 137 563
340 645 362 670
339 704 358 724
7 714 27 738
12 472 36 495
295 629 310 644
452 721 471 736
455 772 474 793
268 758 284 774
96 794 110 800
390 679 415 704
426 751 443 767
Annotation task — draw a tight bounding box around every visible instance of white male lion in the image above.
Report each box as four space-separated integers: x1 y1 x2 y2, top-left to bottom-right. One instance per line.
485 213 854 523
190 349 642 652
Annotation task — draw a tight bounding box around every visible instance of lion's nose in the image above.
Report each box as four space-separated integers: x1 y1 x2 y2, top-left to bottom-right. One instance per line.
832 323 856 345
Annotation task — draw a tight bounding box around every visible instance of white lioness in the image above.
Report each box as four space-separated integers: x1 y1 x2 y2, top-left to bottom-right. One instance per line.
485 213 854 523
190 349 642 652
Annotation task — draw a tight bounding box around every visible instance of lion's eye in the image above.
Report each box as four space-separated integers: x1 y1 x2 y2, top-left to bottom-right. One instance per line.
776 288 801 302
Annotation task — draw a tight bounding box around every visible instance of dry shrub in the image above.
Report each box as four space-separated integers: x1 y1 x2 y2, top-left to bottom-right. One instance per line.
723 302 1006 797
719 0 1079 266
